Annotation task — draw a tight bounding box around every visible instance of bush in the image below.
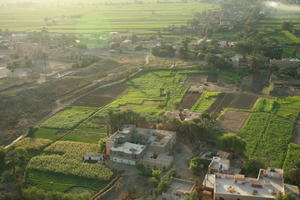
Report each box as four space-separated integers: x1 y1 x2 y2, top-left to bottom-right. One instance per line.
189 157 209 175
151 44 175 57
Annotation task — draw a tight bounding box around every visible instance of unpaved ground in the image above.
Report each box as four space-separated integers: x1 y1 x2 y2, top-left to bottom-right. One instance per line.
293 120 300 144
207 93 257 115
103 161 152 199
217 110 250 133
72 83 128 107
180 92 201 109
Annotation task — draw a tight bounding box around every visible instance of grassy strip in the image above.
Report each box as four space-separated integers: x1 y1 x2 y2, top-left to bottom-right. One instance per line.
191 91 221 113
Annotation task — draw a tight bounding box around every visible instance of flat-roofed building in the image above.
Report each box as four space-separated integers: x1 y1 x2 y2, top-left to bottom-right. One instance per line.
202 168 298 200
110 142 146 165
106 125 176 168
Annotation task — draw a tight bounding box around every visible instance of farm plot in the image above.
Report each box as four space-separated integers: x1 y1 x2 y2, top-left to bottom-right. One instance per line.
0 1 218 34
217 110 250 133
41 106 98 129
26 170 107 193
27 154 113 181
180 92 201 109
93 70 190 121
293 120 300 144
44 141 99 159
191 91 221 113
283 143 300 175
15 138 52 151
240 112 294 167
253 96 300 119
72 83 128 107
31 128 66 141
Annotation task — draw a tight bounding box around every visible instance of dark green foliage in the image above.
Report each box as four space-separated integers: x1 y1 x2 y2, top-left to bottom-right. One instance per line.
22 186 91 200
189 157 209 175
136 162 152 177
275 192 296 200
152 44 175 57
243 159 265 177
156 169 176 195
0 146 5 168
219 133 246 154
5 147 28 176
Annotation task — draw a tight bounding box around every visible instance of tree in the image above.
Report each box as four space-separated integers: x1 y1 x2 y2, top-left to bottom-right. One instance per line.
5 147 28 176
243 159 265 177
281 22 293 31
235 41 254 58
189 157 207 175
275 193 296 200
288 167 300 185
219 133 246 154
151 44 175 58
248 55 267 72
98 137 108 153
0 146 5 166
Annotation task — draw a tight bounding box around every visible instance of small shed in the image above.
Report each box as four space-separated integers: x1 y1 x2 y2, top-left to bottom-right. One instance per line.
84 153 103 161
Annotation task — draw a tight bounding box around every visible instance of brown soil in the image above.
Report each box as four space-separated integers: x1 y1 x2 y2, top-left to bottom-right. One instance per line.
207 93 257 115
72 83 128 107
180 92 201 109
293 120 300 145
217 110 250 133
185 74 208 84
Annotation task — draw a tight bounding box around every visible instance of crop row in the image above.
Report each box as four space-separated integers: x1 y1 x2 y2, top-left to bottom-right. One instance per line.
15 138 52 151
240 112 294 167
27 154 113 181
191 91 221 113
283 143 300 174
44 141 99 159
41 106 98 129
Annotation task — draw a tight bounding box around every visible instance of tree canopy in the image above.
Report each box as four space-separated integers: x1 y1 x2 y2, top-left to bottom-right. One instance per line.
219 133 246 154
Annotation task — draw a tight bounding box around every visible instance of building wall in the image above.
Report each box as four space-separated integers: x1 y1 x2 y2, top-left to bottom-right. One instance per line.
110 157 136 165
214 193 275 200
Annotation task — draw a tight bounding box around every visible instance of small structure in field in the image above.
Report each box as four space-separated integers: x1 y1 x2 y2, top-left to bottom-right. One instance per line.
84 153 103 162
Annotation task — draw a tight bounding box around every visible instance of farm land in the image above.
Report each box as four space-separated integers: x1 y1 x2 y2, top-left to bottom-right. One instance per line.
0 1 218 34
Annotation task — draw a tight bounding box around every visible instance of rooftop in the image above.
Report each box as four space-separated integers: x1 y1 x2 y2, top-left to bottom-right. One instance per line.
214 168 284 199
110 142 146 155
209 157 230 171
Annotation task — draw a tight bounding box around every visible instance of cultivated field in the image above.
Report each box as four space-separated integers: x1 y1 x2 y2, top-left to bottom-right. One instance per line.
217 110 250 133
283 143 300 175
240 112 294 167
0 1 217 34
191 91 221 113
41 106 98 129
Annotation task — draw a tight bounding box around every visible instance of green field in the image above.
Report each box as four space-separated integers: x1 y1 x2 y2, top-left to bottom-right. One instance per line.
93 70 192 121
31 128 66 141
253 96 300 119
0 1 217 34
283 143 300 175
240 112 294 167
41 106 98 129
191 91 221 113
256 16 300 58
26 170 108 193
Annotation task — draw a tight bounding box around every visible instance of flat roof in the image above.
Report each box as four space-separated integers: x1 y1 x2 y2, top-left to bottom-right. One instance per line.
215 173 282 198
111 142 145 155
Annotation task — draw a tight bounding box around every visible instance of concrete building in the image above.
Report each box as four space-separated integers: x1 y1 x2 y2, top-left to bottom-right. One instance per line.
208 157 230 174
106 125 176 169
202 168 297 200
161 177 196 200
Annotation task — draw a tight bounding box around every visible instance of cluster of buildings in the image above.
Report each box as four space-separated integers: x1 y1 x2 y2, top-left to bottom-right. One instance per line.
105 125 176 170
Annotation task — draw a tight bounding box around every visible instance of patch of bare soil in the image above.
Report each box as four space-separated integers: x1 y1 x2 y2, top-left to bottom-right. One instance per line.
293 120 300 145
180 92 201 109
207 93 257 115
185 74 208 84
72 83 128 107
217 110 250 133
228 93 257 109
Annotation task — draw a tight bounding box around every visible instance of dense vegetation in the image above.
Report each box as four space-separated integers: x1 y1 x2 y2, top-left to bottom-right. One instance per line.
191 91 221 113
27 154 113 180
41 106 98 129
240 112 294 167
